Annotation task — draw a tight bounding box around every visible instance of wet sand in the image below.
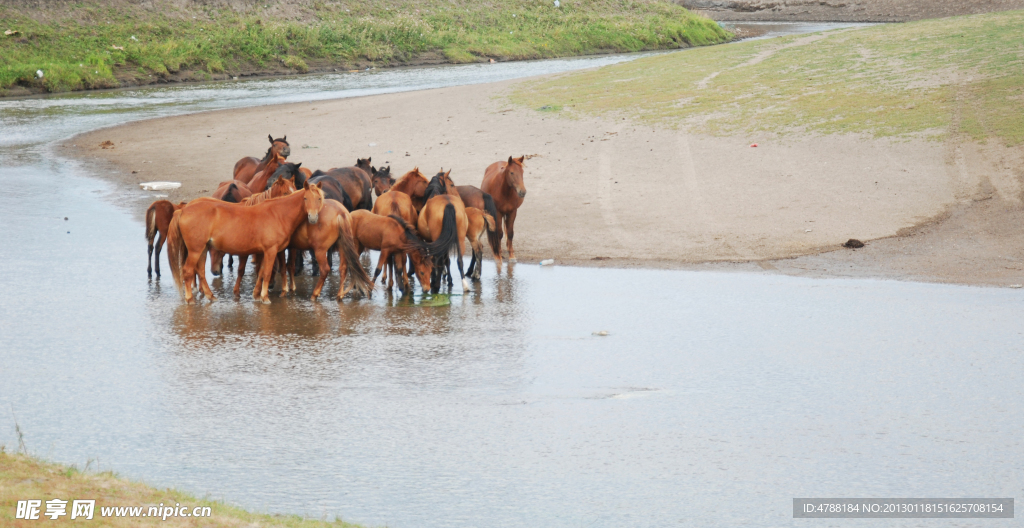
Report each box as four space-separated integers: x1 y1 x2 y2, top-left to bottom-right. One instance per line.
70 76 1024 287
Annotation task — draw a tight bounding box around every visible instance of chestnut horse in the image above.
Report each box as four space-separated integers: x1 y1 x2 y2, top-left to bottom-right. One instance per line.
464 207 496 280
211 150 285 202
456 184 502 267
481 156 527 262
349 210 437 294
167 182 325 304
371 188 419 286
282 199 372 301
146 200 187 278
233 135 290 184
371 165 393 196
417 170 469 293
390 167 429 213
207 176 297 287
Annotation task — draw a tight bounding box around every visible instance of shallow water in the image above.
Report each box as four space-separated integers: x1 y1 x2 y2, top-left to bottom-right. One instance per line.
2 24 1022 528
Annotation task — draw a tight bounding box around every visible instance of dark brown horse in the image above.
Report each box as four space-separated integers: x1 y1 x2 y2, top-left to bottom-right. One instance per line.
283 199 372 301
167 182 325 304
211 181 253 204
417 171 469 293
456 184 502 268
311 158 374 211
390 167 429 213
371 165 394 196
481 156 527 262
233 135 290 184
146 200 188 278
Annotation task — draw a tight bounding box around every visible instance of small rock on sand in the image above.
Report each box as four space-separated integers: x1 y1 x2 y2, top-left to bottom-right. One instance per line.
843 239 865 248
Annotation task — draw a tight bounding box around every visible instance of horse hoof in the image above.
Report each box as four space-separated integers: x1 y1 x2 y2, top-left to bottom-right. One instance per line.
462 279 470 291
260 298 271 305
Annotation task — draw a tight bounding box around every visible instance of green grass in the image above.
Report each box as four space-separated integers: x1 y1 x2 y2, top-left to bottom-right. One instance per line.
0 0 731 94
511 9 1024 146
0 450 364 527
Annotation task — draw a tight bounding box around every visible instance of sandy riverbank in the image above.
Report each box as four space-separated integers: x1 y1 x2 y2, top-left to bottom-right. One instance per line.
68 73 1023 287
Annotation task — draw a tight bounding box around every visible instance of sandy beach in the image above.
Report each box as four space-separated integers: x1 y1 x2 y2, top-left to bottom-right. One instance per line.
68 75 1024 286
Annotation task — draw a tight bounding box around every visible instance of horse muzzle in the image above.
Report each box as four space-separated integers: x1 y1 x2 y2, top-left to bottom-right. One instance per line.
281 146 292 158
517 188 527 198
307 213 319 224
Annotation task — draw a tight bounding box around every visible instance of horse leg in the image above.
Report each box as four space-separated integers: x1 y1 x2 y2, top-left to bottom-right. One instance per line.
147 236 155 278
251 255 264 300
154 230 168 279
182 249 204 304
456 238 468 291
395 253 409 295
234 254 248 296
227 254 233 271
372 249 389 291
196 249 215 301
277 251 289 297
310 248 331 301
505 209 518 263
257 250 276 304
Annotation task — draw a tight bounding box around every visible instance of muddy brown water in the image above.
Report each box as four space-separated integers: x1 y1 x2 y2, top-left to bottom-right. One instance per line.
1 24 1022 527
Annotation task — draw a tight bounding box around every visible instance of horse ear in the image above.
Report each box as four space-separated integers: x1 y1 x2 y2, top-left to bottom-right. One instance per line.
283 135 286 141
445 169 452 178
303 181 311 190
516 156 525 163
268 134 274 144
315 182 323 189
507 155 514 164
295 162 302 168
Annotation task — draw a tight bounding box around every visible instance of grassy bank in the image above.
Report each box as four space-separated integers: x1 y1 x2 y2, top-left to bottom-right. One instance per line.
0 451 362 527
511 10 1024 146
0 0 730 95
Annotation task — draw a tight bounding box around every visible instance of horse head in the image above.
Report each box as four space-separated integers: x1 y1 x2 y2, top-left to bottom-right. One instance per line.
269 174 296 197
371 165 393 196
301 181 326 224
270 162 304 189
505 156 527 199
356 157 372 175
269 134 290 159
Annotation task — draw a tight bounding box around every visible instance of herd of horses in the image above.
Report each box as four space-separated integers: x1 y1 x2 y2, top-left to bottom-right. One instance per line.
145 135 528 304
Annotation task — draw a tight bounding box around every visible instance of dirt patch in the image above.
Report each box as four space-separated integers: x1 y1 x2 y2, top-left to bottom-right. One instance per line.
678 0 1024 22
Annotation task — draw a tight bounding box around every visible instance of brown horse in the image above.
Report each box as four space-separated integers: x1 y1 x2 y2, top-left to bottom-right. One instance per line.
282 199 372 301
456 184 502 267
349 210 436 294
417 170 469 293
371 165 393 197
311 158 373 211
207 175 297 288
167 182 325 304
371 189 419 286
211 181 253 203
464 206 496 280
146 200 188 278
233 135 290 184
481 156 527 262
245 151 287 194
390 167 429 213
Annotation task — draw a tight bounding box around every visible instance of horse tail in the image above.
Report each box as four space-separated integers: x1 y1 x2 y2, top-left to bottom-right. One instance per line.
426 204 459 263
335 213 373 297
341 188 354 212
481 192 502 256
145 203 158 242
166 211 187 297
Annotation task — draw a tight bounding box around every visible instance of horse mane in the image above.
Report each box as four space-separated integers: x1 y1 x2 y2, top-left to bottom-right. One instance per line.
423 175 447 202
391 214 431 259
221 183 241 203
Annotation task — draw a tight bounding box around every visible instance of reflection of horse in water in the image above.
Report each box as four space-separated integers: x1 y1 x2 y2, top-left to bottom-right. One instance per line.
167 182 327 304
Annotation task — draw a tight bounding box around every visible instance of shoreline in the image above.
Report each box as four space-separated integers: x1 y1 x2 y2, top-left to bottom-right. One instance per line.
63 72 1024 289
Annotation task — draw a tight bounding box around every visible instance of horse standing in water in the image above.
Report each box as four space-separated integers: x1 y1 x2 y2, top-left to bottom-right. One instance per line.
282 199 372 301
463 207 496 280
417 170 469 293
481 156 527 262
456 184 502 269
311 157 374 211
167 182 326 304
233 135 290 184
349 210 437 294
146 200 188 278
